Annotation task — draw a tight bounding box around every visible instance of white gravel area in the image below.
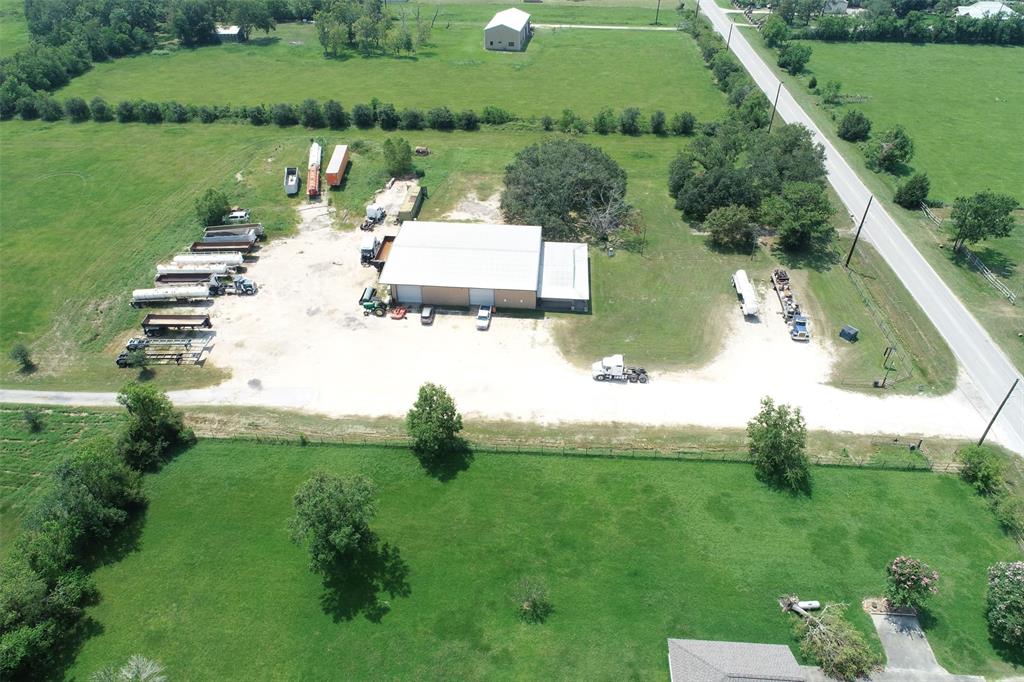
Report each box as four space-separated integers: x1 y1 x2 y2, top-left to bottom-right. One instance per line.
161 205 988 443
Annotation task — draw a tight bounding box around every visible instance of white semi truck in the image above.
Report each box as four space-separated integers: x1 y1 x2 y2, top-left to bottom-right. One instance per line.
591 354 649 383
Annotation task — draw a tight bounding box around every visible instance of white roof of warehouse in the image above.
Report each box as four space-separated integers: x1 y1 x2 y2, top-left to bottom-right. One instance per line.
380 221 542 291
486 8 531 30
955 1 1016 17
539 242 590 301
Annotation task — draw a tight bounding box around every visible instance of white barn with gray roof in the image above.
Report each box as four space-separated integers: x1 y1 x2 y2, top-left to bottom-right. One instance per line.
485 8 532 51
378 221 589 311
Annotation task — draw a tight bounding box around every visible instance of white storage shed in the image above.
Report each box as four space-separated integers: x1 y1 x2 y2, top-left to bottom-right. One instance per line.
484 8 532 52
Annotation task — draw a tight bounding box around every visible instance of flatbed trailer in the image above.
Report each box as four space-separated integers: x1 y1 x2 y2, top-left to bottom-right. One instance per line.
190 240 253 253
200 231 257 246
141 314 212 337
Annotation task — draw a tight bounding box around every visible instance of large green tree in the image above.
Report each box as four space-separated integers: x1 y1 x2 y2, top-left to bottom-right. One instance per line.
195 188 230 227
864 125 914 173
116 383 196 471
760 181 835 252
502 139 629 241
406 383 464 461
290 472 378 574
747 397 811 493
704 204 757 251
949 191 1018 250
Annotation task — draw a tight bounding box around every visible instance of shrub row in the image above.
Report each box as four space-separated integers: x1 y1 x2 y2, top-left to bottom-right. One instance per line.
796 13 1024 45
959 445 1024 538
1 94 700 137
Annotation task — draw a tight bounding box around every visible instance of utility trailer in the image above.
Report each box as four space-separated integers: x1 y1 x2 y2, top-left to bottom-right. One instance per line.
591 354 649 383
204 222 265 239
131 286 211 308
140 314 212 336
126 336 198 351
284 167 299 196
173 252 245 268
307 142 322 198
117 345 206 367
190 240 253 253
732 269 759 317
771 268 801 321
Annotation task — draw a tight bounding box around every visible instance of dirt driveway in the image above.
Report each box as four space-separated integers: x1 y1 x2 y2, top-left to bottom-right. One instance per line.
165 206 988 443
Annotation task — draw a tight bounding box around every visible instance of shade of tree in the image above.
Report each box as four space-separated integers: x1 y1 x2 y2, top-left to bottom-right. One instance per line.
837 109 871 142
747 396 810 493
502 139 629 240
9 344 34 372
115 382 196 471
760 181 835 251
893 172 930 208
864 125 914 173
949 191 1018 250
406 382 464 461
777 42 812 74
704 204 758 251
195 188 230 227
290 472 378 574
987 561 1024 650
382 137 413 177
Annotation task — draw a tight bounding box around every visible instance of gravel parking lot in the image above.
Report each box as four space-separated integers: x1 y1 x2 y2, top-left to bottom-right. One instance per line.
174 203 987 442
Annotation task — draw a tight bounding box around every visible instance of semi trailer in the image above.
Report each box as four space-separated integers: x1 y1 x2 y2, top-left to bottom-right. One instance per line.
157 262 231 276
326 144 349 186
190 240 253 253
154 272 219 285
140 314 211 336
199 232 257 247
131 286 211 307
204 222 265 239
173 252 245 268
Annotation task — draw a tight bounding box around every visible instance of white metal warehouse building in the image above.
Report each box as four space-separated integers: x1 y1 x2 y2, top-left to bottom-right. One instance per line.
484 8 531 51
379 221 590 312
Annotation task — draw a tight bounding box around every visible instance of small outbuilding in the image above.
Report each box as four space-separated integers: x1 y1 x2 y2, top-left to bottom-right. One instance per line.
216 25 242 42
485 8 532 52
378 221 590 311
667 639 806 682
954 1 1017 18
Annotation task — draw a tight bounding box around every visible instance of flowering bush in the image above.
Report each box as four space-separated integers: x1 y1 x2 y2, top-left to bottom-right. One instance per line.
885 556 939 609
987 561 1024 649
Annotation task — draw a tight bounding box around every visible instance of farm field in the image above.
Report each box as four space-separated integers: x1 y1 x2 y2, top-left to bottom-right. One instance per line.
0 120 955 394
65 438 1022 679
58 20 724 120
739 27 1024 374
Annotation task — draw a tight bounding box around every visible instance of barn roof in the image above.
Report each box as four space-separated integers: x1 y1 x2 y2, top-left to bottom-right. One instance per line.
379 221 542 291
955 1 1016 17
486 8 531 31
667 639 805 682
539 242 590 301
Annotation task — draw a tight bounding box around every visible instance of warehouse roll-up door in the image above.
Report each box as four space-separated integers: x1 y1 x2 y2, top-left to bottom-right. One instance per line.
469 288 494 306
396 285 422 304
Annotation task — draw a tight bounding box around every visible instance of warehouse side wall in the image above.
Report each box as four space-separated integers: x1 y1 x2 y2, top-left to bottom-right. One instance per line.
422 286 470 306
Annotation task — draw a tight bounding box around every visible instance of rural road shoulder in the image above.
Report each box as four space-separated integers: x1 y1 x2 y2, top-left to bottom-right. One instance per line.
696 0 1024 454
533 23 678 31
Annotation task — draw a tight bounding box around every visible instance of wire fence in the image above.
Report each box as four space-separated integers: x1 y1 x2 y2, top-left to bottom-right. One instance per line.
213 430 961 473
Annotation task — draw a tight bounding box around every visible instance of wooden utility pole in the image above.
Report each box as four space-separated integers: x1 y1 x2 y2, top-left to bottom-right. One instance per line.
726 23 734 47
766 82 782 133
844 195 873 269
978 378 1020 446
655 0 662 25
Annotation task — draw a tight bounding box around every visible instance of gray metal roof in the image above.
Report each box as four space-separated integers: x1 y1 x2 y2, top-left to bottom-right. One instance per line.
667 639 805 682
379 221 542 291
539 241 590 301
485 7 531 30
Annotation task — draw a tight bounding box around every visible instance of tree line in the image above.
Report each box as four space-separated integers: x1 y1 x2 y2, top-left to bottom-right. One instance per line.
0 384 196 678
796 12 1024 45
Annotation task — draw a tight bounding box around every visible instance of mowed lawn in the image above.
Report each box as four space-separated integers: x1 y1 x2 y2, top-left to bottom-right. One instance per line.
0 0 29 59
797 41 1024 203
59 21 725 120
67 440 1021 679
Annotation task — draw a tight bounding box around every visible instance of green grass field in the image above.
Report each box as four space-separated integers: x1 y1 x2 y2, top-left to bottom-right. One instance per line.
63 438 1021 679
0 0 29 59
60 21 720 120
740 27 1024 373
0 406 123 548
0 118 956 393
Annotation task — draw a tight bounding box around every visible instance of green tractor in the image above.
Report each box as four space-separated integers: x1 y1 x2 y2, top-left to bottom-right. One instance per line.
359 286 388 317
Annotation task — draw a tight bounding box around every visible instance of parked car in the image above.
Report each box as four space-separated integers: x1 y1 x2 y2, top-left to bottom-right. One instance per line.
420 305 435 326
475 305 492 331
223 209 250 223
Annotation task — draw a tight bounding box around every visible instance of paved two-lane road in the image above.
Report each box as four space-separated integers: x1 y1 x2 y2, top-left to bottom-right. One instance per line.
696 0 1024 453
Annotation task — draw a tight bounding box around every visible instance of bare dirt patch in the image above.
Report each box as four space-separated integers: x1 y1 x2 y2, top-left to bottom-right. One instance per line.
443 190 502 222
